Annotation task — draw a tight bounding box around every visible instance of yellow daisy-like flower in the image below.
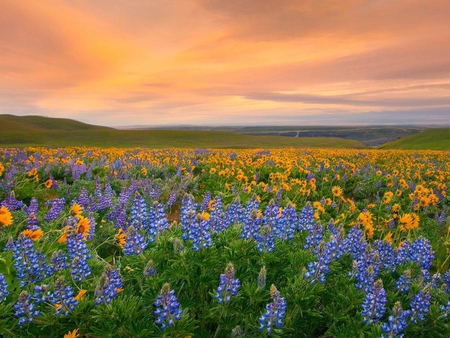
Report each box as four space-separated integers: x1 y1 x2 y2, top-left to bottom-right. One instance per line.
331 186 343 197
22 228 43 241
45 179 53 189
76 217 90 240
71 203 83 217
201 211 210 221
116 228 126 249
63 328 79 338
74 289 87 301
0 205 13 229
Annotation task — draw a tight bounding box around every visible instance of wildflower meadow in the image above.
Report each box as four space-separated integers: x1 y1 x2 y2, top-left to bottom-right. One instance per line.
0 147 449 337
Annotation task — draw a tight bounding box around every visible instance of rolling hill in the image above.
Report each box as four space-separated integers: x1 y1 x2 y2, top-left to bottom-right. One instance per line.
0 115 366 149
379 128 450 150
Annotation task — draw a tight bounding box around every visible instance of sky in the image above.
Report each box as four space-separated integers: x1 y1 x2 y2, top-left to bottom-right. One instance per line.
1 0 450 127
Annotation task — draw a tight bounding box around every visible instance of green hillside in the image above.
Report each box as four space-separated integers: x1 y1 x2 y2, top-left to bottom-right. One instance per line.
379 128 450 150
0 114 112 132
0 115 367 149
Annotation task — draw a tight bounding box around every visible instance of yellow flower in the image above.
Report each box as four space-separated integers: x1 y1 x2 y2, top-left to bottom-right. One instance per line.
74 289 87 301
209 167 217 174
76 217 91 240
399 213 420 231
116 228 126 249
331 186 343 197
201 211 210 221
385 232 393 244
0 205 13 228
63 329 79 338
27 168 37 177
22 228 43 241
392 203 401 212
45 179 53 189
71 203 83 217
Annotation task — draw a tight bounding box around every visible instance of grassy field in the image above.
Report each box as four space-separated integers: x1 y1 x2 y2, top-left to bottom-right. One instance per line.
0 115 366 148
379 128 450 150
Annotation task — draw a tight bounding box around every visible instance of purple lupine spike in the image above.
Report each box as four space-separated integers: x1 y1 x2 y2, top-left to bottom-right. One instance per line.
154 283 183 330
410 285 432 323
258 284 287 334
215 263 241 304
395 270 412 293
14 291 40 325
0 273 9 302
48 276 79 316
124 226 148 256
95 265 123 305
361 279 387 325
45 198 65 221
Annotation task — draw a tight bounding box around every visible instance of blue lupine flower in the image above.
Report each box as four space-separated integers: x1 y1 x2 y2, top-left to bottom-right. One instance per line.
124 226 148 256
180 194 198 240
299 202 315 231
374 240 395 272
344 225 367 260
66 224 92 282
95 265 123 305
361 279 387 325
410 285 431 323
443 271 450 294
259 284 287 334
49 249 69 273
0 273 8 302
276 203 297 241
440 301 450 318
48 277 79 316
143 259 157 277
210 195 226 233
44 198 65 221
189 213 212 251
0 192 24 211
304 222 323 254
381 302 411 338
394 240 410 266
395 270 412 293
215 263 241 304
200 191 211 211
224 197 244 228
255 224 276 253
408 237 435 281
154 283 183 330
152 201 170 234
86 213 96 241
166 191 177 207
241 209 262 241
5 234 50 288
431 273 441 288
435 211 446 226
14 291 40 325
129 194 149 231
77 187 91 208
26 198 39 230
32 284 49 304
305 238 338 284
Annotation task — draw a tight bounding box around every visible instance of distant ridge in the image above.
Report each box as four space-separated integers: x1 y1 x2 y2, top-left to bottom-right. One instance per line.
0 115 366 149
379 128 450 150
0 114 113 132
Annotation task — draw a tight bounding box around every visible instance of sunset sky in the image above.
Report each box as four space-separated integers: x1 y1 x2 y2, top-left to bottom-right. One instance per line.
1 0 450 127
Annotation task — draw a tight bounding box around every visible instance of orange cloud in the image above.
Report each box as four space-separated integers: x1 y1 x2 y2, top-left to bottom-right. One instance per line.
1 0 450 125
